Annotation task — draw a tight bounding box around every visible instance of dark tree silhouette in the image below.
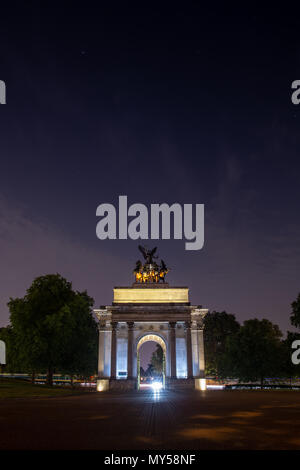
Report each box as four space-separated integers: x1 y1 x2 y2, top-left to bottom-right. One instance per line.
204 311 240 376
221 318 283 388
8 274 98 385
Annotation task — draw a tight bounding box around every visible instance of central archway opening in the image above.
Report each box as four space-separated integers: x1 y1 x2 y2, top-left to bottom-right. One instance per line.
137 334 166 390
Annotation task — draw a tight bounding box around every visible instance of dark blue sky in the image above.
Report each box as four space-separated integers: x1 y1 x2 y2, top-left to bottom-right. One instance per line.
0 4 300 333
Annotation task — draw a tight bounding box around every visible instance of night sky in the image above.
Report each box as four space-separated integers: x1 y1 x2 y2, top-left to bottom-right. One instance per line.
0 4 300 341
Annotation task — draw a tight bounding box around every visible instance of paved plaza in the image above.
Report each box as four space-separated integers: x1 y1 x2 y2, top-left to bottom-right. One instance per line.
1 389 300 450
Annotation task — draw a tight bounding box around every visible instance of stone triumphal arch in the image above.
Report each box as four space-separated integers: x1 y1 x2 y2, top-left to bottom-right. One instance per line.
94 247 208 391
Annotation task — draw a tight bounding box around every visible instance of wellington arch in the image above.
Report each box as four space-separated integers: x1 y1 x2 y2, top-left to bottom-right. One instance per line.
94 246 208 391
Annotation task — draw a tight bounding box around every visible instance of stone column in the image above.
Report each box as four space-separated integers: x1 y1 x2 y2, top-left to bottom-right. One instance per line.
185 321 193 379
110 321 117 379
98 322 106 377
191 321 199 376
169 321 177 378
197 325 205 378
127 321 134 379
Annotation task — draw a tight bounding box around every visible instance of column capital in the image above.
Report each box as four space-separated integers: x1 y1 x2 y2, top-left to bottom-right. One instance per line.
98 320 106 330
169 321 177 329
196 320 204 329
184 321 192 330
127 321 134 329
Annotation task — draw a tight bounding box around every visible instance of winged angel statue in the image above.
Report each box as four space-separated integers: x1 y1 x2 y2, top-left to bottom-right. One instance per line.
138 245 158 264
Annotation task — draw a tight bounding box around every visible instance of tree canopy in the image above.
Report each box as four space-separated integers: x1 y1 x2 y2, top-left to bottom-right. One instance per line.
291 293 300 329
221 318 283 387
150 344 163 376
204 310 240 376
7 274 98 385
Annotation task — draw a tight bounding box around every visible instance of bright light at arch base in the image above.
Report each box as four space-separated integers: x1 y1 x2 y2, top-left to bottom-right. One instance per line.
152 381 163 391
199 379 206 390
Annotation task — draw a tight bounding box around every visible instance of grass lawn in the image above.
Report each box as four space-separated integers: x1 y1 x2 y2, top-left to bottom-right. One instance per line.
0 378 86 398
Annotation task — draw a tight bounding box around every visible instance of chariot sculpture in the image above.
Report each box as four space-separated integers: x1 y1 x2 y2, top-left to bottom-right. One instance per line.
133 245 169 283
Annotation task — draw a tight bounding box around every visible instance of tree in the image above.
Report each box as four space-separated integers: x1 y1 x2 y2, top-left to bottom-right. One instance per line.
145 363 154 377
291 293 300 329
222 318 283 388
150 344 163 376
203 311 240 376
8 274 98 385
58 291 98 384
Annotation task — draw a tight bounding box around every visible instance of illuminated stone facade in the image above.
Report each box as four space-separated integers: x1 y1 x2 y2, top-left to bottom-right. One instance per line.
94 283 208 391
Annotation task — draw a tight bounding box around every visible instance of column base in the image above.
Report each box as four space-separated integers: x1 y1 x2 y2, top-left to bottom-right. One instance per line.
194 378 207 391
96 378 110 392
109 378 136 391
166 378 195 390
